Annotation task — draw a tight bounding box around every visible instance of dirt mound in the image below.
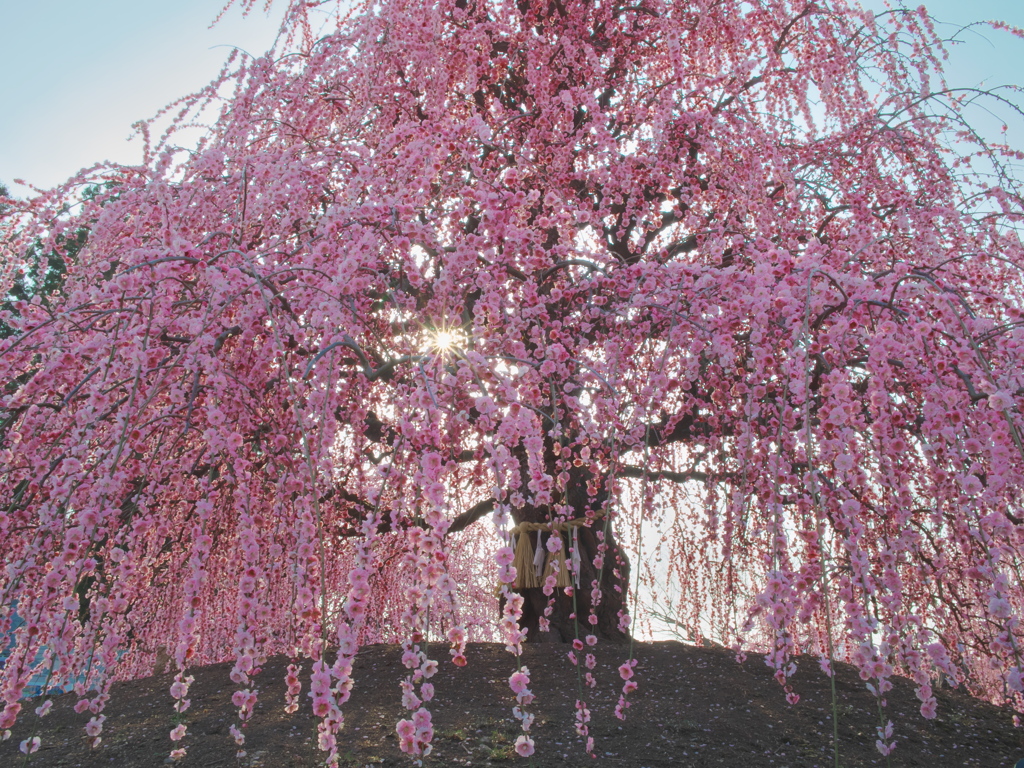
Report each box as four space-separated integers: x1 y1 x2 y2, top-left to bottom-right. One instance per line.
2 641 1021 767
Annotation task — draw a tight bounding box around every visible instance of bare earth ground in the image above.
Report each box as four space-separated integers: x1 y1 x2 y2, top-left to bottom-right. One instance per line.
2 641 1022 767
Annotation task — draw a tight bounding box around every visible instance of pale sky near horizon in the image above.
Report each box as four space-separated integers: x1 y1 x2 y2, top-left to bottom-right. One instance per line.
1 0 1023 195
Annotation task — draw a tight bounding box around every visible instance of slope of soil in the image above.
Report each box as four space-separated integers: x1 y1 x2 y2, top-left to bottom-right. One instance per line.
2 641 1021 767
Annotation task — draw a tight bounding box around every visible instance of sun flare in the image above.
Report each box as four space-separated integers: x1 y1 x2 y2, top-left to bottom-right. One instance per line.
430 329 465 352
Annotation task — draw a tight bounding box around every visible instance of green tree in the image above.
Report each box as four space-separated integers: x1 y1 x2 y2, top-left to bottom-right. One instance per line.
0 184 95 340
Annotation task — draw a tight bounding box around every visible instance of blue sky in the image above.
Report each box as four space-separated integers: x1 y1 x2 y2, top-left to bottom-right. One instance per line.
0 0 280 193
1 0 1023 194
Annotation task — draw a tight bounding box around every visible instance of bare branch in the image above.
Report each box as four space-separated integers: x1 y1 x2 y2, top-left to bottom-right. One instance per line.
448 498 496 534
619 466 712 484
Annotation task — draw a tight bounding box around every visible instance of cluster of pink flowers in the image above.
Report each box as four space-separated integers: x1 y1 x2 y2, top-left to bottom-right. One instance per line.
387 457 474 764
304 514 386 765
396 707 434 757
308 659 344 761
395 645 439 760
754 570 801 706
492 516 539 753
447 625 468 667
168 673 194 751
508 667 535 756
875 719 895 757
284 663 302 714
223 505 269 756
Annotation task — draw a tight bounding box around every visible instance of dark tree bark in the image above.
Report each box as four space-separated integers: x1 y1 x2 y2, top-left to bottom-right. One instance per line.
513 521 631 643
508 451 631 643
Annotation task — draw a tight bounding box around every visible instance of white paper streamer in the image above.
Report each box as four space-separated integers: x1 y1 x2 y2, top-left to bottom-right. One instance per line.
533 530 546 579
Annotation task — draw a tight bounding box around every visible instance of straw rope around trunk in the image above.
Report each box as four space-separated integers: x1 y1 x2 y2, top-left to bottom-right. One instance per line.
507 513 605 590
540 531 572 588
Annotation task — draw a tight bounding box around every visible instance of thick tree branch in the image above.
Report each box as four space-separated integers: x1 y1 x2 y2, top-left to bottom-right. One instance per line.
644 408 716 447
618 466 712 484
448 498 496 534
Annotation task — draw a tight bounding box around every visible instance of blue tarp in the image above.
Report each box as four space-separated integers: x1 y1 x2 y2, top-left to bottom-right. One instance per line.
0 602 78 698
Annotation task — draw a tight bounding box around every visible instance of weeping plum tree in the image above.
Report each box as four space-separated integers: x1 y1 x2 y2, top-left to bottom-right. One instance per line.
2 0 1024 762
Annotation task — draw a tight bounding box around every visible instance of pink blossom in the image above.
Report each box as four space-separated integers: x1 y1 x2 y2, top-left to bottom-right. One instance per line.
614 696 631 720
447 626 466 646
312 695 333 717
396 719 416 740
514 734 535 756
1008 667 1024 693
86 715 106 737
509 670 531 694
401 649 421 669
875 739 896 757
834 454 855 472
919 698 938 719
989 597 1012 619
170 680 189 699
317 731 336 752
988 390 1014 410
959 474 984 496
423 481 445 507
412 708 432 731
421 452 443 478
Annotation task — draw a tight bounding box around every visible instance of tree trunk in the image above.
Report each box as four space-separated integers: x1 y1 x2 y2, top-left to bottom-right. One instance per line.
513 523 630 643
510 455 631 643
